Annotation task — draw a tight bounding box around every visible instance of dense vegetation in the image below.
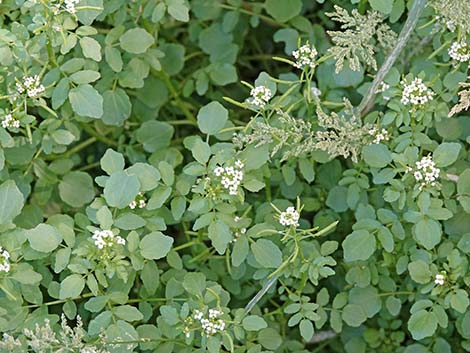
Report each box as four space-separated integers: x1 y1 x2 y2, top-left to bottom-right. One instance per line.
0 0 468 352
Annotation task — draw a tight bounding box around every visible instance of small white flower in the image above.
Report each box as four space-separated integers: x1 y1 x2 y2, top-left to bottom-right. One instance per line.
406 155 440 190
1 113 20 129
376 82 391 100
16 75 45 98
401 77 434 107
292 43 318 69
368 127 389 144
213 161 244 196
190 308 226 336
249 86 272 108
279 206 300 227
0 246 10 273
434 273 445 286
64 0 80 14
129 192 146 210
92 229 125 250
448 41 470 62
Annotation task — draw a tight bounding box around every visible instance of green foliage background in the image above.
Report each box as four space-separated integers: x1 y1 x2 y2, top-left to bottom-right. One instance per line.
0 0 468 352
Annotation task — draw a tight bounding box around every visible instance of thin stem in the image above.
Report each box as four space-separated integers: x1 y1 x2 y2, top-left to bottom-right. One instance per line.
45 137 97 161
152 69 197 124
377 291 415 297
356 0 428 116
79 123 119 147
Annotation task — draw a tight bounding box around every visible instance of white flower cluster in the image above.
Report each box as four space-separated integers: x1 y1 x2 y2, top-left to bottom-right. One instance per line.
191 309 226 337
0 247 10 273
279 206 300 227
1 113 20 129
92 229 125 250
249 86 272 108
400 78 434 106
214 160 244 195
64 0 79 14
406 155 440 190
368 127 389 144
292 44 318 69
16 75 45 98
448 41 470 62
129 192 146 209
434 273 445 286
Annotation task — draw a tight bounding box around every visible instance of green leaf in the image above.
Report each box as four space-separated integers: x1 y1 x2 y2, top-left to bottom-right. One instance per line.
69 70 101 84
242 315 268 331
166 0 189 21
76 0 103 25
100 149 125 175
342 304 367 327
192 139 212 164
140 232 174 260
58 171 95 207
105 46 123 72
258 328 282 350
69 84 103 119
0 180 24 226
120 28 154 54
349 286 382 318
208 220 232 255
51 130 75 145
159 43 185 75
251 239 282 268
433 142 461 167
412 217 442 250
102 89 132 126
59 274 85 299
80 37 101 61
11 264 42 284
385 296 401 316
326 186 348 212
265 0 302 23
114 213 146 230
183 272 206 296
52 78 70 109
299 319 314 341
408 260 431 284
408 310 438 340
136 121 174 152
126 163 161 191
25 224 62 253
232 236 249 267
369 0 393 14
197 101 229 135
362 144 392 168
450 289 469 314
342 230 376 262
141 260 159 295
103 171 140 209
113 305 144 321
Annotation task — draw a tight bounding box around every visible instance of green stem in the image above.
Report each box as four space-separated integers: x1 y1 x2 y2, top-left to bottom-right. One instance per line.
45 137 97 161
152 69 197 124
80 123 119 147
378 291 415 297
